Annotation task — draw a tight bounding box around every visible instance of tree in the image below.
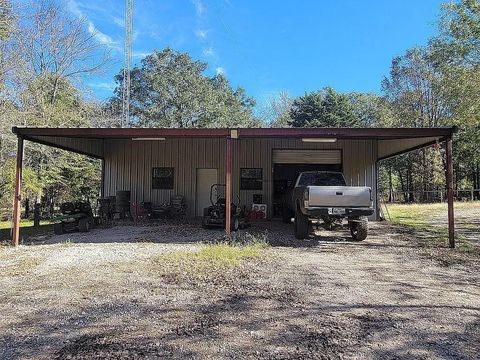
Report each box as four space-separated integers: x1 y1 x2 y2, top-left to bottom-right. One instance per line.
5 0 109 104
0 0 110 219
110 48 258 128
430 0 480 68
258 90 293 127
289 87 361 128
378 0 480 201
430 0 480 194
0 0 11 40
380 47 448 201
347 93 397 127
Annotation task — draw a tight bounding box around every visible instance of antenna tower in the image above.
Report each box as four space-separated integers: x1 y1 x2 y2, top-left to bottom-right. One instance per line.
122 0 133 127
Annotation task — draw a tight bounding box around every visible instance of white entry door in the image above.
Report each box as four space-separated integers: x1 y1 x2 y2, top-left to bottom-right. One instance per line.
196 168 218 216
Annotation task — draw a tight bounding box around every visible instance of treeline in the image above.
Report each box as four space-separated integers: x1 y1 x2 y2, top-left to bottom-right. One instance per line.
260 1 480 201
0 0 479 221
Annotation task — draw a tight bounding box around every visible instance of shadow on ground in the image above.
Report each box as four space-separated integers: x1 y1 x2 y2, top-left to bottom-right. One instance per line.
1 292 478 359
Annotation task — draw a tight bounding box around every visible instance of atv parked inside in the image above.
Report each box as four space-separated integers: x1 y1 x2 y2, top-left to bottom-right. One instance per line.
202 184 240 231
53 201 94 235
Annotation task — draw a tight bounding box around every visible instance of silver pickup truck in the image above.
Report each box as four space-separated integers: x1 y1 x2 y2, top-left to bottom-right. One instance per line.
282 171 374 240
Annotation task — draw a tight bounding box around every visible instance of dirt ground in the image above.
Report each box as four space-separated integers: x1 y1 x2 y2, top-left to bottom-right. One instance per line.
0 220 479 359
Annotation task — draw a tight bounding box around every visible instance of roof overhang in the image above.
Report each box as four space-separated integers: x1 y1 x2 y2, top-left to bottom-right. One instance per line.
12 126 457 160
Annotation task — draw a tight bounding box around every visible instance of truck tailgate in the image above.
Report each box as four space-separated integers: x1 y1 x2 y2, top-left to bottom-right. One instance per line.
307 186 371 208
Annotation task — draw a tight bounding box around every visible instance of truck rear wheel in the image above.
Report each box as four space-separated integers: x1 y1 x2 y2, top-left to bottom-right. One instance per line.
350 217 368 241
294 211 310 239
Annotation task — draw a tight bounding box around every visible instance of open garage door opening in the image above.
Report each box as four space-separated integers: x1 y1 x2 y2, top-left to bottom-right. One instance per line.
272 149 342 218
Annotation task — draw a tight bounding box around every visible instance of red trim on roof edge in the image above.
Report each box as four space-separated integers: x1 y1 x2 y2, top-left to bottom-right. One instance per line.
12 127 231 138
12 126 457 139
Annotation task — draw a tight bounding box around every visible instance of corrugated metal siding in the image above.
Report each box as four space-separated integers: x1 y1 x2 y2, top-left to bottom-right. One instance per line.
28 135 104 158
104 138 378 218
104 138 226 217
272 149 341 164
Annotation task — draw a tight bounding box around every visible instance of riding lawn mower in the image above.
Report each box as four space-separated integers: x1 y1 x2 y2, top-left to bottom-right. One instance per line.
202 184 246 231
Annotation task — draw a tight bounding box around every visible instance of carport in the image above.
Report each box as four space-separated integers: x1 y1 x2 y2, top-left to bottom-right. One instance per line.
10 126 457 246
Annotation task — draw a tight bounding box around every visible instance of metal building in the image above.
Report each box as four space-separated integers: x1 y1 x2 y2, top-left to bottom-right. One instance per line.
10 126 457 246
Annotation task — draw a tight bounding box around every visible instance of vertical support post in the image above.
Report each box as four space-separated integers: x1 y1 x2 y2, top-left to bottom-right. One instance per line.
374 161 379 220
101 158 105 198
446 137 455 248
12 136 24 246
225 137 232 239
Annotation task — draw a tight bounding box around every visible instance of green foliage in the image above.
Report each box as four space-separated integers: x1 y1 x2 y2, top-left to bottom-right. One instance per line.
110 48 259 128
432 0 480 67
0 2 108 218
289 87 361 128
0 158 42 216
379 1 480 198
0 0 11 40
388 202 480 255
348 92 398 127
382 47 446 128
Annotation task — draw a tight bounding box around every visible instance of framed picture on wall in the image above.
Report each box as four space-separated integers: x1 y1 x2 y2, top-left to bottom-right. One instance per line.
240 168 263 190
152 167 174 189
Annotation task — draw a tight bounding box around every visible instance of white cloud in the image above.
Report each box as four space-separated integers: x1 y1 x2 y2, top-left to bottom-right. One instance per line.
67 0 83 17
88 82 116 92
132 51 150 59
68 0 121 51
87 21 120 50
195 29 208 40
216 67 226 75
191 0 205 17
203 46 215 57
112 16 125 28
133 30 141 41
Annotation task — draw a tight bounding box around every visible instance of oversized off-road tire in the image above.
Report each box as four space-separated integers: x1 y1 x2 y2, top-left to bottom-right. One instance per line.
54 222 64 235
282 206 293 224
294 210 310 239
350 217 368 241
78 217 92 233
231 216 239 232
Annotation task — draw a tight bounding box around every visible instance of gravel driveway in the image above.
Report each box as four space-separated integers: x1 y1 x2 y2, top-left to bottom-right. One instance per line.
0 221 478 359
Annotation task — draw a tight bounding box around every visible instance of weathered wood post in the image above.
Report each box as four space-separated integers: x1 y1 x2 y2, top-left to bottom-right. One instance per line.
225 136 232 239
446 137 455 248
12 136 24 246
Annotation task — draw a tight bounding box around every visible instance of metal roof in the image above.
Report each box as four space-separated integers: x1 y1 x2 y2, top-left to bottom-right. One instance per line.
11 126 457 161
12 126 456 140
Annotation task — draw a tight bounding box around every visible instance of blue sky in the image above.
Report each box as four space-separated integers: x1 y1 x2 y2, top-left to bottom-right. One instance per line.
68 0 444 108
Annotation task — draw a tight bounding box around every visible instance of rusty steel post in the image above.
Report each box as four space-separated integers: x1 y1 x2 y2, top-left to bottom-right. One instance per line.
446 137 455 248
225 137 232 239
12 136 24 246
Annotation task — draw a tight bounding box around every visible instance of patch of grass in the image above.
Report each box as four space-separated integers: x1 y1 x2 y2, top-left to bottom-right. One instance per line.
387 202 479 254
0 219 52 229
161 242 265 269
153 237 269 285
